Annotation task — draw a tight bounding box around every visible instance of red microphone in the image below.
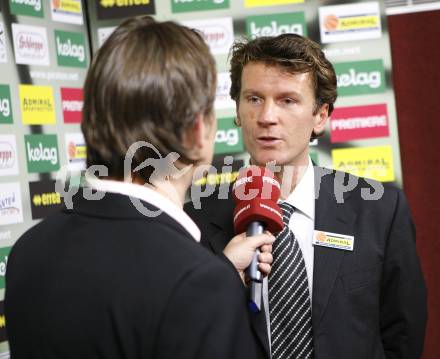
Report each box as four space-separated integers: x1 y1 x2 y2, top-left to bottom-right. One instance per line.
232 166 284 312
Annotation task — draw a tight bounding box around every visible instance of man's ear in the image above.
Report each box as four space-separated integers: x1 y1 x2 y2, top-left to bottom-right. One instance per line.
183 113 205 152
313 103 329 135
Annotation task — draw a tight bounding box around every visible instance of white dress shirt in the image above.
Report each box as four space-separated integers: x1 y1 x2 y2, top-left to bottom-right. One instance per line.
263 156 316 345
86 178 201 242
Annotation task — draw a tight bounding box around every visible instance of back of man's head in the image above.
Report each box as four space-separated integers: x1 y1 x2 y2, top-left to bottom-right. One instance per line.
229 33 337 116
82 15 217 181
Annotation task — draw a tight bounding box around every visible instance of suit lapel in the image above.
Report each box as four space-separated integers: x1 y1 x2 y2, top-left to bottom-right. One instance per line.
312 168 356 329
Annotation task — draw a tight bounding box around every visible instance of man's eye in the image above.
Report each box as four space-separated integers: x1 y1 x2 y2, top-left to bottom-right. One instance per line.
282 98 295 105
248 96 261 104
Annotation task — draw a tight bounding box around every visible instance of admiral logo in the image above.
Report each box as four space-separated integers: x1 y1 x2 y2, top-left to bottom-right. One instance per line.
51 0 83 25
330 104 389 143
181 18 233 55
0 85 13 124
172 0 229 14
29 180 63 219
0 23 7 63
0 247 11 289
61 88 83 123
0 135 19 176
12 24 49 66
247 12 307 39
0 183 23 226
19 85 56 125
65 133 86 171
55 30 87 68
97 0 156 19
10 0 44 17
245 0 304 7
25 134 60 173
332 145 395 182
319 2 381 44
215 117 244 155
334 60 385 96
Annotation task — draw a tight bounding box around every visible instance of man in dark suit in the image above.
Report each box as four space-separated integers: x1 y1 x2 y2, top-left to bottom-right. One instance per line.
5 16 274 359
185 34 427 359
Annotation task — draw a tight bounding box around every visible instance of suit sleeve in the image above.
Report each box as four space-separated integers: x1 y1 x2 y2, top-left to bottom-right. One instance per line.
155 257 258 359
380 189 427 359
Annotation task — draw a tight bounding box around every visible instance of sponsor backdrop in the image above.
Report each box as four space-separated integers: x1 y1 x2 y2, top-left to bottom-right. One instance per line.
0 0 403 355
0 0 89 355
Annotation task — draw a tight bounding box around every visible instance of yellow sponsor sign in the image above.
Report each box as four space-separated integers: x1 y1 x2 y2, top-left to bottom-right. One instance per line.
245 0 304 7
19 85 56 125
332 145 395 182
57 0 82 13
194 171 239 186
338 16 379 30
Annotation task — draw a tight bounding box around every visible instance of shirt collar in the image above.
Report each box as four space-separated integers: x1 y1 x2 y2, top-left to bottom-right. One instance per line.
283 156 315 220
85 178 201 242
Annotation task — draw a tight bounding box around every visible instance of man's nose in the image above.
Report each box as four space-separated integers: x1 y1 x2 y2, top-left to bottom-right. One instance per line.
257 101 278 126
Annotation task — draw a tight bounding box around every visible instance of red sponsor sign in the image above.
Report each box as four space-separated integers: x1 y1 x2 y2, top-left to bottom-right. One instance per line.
61 87 83 123
330 104 389 143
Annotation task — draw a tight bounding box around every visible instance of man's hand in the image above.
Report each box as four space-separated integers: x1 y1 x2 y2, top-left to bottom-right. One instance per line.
223 232 275 283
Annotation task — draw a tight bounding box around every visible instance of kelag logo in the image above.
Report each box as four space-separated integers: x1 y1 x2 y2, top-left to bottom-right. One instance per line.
61 87 83 123
51 0 83 25
25 134 60 173
0 85 13 124
12 24 50 66
215 117 244 155
247 12 307 39
97 0 155 19
181 17 233 55
29 180 63 220
19 85 56 125
245 0 303 7
9 0 44 18
0 247 11 290
334 59 385 96
172 0 229 13
330 104 389 143
0 135 19 177
0 182 23 226
55 30 87 68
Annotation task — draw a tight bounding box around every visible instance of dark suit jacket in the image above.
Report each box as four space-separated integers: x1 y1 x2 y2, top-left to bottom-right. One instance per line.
5 191 259 359
185 168 428 359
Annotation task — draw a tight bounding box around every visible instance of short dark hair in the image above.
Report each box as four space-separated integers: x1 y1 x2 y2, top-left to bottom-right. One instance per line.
82 15 216 180
230 34 337 117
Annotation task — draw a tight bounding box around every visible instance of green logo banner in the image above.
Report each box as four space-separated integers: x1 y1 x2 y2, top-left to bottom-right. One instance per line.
215 117 244 155
55 30 87 68
0 247 11 290
171 0 229 13
246 12 307 39
0 85 13 124
9 0 44 18
25 134 60 173
334 59 386 96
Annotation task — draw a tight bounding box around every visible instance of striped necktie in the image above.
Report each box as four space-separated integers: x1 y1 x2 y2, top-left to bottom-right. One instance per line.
269 202 313 359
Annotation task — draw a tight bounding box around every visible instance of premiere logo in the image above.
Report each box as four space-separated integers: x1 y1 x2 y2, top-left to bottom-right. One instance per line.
61 88 83 123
